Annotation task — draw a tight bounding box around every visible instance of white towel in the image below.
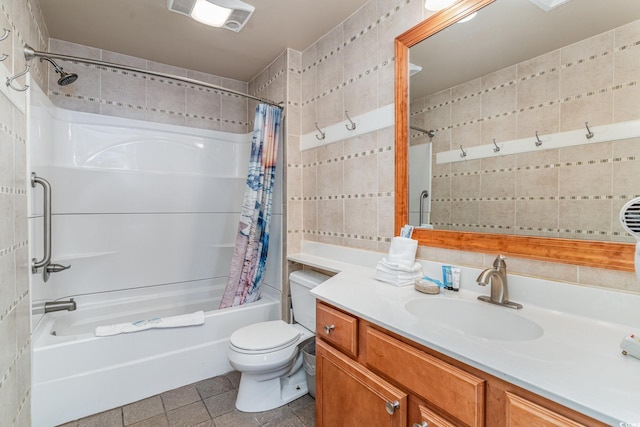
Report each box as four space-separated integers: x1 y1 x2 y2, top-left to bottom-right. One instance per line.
377 258 422 274
95 311 205 337
374 269 422 286
374 259 423 286
387 237 418 267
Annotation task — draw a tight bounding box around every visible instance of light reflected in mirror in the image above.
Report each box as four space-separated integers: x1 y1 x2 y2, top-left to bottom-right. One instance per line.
407 0 640 244
394 0 637 271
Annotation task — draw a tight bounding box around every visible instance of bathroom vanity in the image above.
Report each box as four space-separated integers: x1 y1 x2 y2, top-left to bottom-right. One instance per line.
288 243 640 427
316 300 604 427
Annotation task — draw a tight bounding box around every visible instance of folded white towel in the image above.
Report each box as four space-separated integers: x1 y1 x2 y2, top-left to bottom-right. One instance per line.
387 237 418 267
377 258 422 273
374 260 423 287
95 311 205 337
374 270 422 286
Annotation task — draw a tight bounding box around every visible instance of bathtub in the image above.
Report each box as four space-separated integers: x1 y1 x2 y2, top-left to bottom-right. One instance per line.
31 280 281 427
28 86 285 426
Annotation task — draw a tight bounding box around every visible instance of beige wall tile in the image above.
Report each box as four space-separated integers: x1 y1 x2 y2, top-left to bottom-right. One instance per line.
344 154 377 195
318 199 344 234
345 198 377 237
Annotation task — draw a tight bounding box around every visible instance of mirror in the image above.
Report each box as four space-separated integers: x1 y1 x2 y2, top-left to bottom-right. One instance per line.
395 0 636 271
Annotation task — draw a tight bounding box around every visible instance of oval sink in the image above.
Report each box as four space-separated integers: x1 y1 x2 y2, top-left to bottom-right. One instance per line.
405 297 543 341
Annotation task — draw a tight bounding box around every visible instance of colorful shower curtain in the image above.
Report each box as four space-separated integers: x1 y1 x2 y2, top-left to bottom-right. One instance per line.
219 104 282 308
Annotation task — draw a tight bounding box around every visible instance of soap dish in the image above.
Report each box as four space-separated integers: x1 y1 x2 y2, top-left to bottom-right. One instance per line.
415 280 440 295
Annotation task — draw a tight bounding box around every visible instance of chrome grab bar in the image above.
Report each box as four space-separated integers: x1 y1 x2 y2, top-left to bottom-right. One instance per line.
31 172 51 273
31 172 70 282
419 190 429 226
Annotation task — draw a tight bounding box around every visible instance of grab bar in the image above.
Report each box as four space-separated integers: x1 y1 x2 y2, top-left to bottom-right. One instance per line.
419 190 429 226
31 172 51 273
31 172 70 282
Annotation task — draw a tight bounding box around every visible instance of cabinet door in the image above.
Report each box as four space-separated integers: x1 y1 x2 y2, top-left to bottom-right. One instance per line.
316 339 407 427
505 392 587 427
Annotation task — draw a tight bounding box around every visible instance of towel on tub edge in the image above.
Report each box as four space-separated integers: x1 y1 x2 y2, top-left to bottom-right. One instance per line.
95 311 205 337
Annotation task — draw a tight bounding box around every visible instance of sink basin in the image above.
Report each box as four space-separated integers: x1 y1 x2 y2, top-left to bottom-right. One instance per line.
405 297 544 341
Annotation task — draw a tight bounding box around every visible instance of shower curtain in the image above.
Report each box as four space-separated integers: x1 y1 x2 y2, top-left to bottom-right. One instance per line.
220 104 282 308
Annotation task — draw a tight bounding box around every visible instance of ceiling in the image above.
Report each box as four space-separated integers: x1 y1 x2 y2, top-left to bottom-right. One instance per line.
410 0 640 99
36 0 369 82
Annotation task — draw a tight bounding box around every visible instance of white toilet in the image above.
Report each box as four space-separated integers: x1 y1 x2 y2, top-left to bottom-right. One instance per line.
227 269 330 412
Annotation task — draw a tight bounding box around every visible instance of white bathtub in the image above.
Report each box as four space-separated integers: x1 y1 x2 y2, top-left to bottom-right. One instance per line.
31 280 281 427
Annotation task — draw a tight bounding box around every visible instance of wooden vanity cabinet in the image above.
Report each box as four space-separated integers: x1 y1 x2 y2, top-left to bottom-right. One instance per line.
316 301 608 427
316 339 408 426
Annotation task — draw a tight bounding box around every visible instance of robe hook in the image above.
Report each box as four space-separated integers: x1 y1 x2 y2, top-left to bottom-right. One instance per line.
344 110 356 131
0 54 7 62
0 28 9 42
585 121 594 139
492 139 500 153
459 145 467 158
535 131 543 147
6 64 29 92
314 122 326 140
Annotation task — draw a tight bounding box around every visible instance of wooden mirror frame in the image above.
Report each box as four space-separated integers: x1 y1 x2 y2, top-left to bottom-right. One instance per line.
394 0 634 271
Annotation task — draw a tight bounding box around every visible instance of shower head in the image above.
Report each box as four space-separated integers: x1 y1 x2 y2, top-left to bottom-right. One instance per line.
57 70 78 86
23 45 78 86
39 56 78 86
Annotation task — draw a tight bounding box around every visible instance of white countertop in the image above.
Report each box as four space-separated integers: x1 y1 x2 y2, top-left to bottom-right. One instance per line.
289 243 640 425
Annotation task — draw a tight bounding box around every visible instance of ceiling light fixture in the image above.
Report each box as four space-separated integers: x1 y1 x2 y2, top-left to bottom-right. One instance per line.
167 0 255 32
424 0 457 11
527 0 571 12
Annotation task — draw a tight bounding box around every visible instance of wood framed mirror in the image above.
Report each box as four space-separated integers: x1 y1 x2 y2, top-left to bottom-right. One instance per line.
394 0 635 271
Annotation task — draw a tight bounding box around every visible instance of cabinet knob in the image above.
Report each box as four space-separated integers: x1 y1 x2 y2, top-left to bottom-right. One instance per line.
324 324 335 334
385 400 400 415
413 423 428 427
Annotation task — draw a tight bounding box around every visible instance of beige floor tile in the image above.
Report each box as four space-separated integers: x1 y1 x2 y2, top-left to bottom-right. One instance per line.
161 385 201 412
127 413 169 427
203 389 237 418
194 376 233 399
123 395 164 425
78 408 123 427
166 401 211 427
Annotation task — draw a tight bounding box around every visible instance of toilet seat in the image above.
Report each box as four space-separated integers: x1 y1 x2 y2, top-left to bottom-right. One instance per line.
229 320 301 354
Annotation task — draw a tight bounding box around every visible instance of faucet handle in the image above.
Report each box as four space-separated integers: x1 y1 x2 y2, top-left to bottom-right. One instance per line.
492 254 506 269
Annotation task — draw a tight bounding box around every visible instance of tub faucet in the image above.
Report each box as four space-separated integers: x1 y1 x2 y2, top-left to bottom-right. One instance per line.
476 255 522 310
44 298 76 313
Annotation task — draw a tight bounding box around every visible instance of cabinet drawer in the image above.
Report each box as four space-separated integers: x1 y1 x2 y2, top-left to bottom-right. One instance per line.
505 392 587 427
364 326 485 427
316 302 358 357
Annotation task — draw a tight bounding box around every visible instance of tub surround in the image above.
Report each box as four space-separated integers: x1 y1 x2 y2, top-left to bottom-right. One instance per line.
31 282 281 427
288 241 640 425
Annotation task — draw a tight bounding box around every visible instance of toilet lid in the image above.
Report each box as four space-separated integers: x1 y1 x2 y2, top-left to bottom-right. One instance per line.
230 320 301 353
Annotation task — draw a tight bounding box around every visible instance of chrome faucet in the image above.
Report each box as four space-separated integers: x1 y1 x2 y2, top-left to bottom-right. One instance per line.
44 298 77 313
476 255 522 310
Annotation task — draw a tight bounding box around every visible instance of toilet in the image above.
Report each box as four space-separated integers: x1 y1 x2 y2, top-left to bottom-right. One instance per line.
227 269 330 412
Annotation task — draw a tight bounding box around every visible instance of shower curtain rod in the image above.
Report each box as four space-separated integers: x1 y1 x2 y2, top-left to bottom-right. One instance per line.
22 45 284 109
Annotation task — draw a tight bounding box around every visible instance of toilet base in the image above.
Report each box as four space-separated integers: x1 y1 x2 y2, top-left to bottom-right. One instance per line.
235 363 309 412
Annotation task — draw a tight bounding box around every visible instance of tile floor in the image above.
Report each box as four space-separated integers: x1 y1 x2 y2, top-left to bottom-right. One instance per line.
58 371 316 427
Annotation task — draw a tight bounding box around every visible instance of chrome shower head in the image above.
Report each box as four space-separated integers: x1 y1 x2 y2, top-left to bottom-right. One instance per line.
57 70 78 86
24 49 78 86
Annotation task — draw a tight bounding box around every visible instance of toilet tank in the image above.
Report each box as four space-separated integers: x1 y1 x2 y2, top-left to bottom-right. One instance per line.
289 270 330 332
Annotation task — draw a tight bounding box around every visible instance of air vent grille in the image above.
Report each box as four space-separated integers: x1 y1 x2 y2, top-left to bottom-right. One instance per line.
224 8 252 32
621 197 640 236
167 0 194 15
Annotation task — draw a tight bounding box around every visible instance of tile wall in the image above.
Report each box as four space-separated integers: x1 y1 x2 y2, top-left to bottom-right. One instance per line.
48 39 251 133
293 0 639 294
411 19 640 242
0 0 48 425
292 0 430 254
